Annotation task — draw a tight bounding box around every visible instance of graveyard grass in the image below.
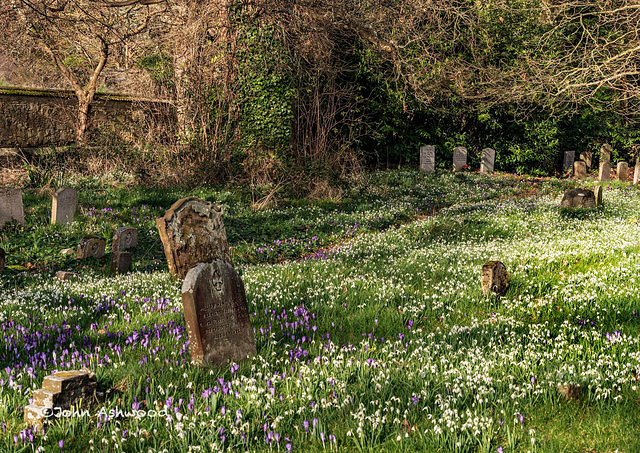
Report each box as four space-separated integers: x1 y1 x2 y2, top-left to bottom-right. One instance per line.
1 170 640 452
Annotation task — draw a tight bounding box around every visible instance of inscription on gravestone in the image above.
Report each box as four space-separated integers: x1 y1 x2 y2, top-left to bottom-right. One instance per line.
112 226 137 251
617 161 628 181
480 148 495 173
76 236 106 259
0 189 25 227
563 151 575 172
182 259 256 366
419 145 435 173
599 161 611 182
453 147 467 171
51 187 77 225
573 161 587 179
157 197 232 279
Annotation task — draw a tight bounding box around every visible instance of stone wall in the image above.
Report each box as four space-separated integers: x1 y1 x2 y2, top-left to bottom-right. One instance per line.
0 87 173 148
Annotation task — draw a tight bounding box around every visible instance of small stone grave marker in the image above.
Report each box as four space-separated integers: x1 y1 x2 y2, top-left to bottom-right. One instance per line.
599 161 611 182
111 251 132 275
24 369 97 428
419 145 435 173
558 384 582 400
51 187 77 225
481 261 508 296
595 186 603 206
600 143 612 162
580 151 592 168
112 226 137 251
157 197 232 279
0 248 4 272
182 259 256 366
56 271 77 281
453 147 467 171
76 236 106 259
617 161 628 181
0 189 24 227
573 161 587 179
480 148 495 173
563 151 575 172
561 189 596 209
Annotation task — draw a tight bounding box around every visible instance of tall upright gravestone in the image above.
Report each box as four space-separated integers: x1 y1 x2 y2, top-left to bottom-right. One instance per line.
573 161 587 179
599 161 611 182
563 151 575 172
634 157 640 185
156 197 232 279
480 148 495 173
419 145 435 173
453 147 467 171
51 187 77 225
182 260 256 366
0 189 25 227
617 162 629 181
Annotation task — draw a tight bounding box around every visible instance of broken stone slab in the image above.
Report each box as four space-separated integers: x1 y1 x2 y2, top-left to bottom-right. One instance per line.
56 271 77 281
156 197 232 279
110 251 132 275
112 226 137 252
560 189 596 209
76 236 106 259
481 260 508 296
60 248 75 255
595 186 603 206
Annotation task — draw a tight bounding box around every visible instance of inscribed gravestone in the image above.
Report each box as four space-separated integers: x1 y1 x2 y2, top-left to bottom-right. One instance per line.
599 161 611 182
574 161 587 179
617 161 629 181
480 148 495 173
0 189 24 227
182 259 256 366
419 145 435 173
51 187 77 225
563 151 575 172
580 151 592 168
561 189 596 209
112 227 137 251
481 261 508 296
76 236 106 259
156 197 232 279
453 147 467 171
600 143 612 162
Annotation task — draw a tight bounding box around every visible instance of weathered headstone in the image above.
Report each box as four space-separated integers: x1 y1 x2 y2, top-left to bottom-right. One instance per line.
76 236 106 259
563 151 575 172
595 186 603 206
561 189 596 209
55 271 77 281
599 161 611 182
0 189 24 227
617 161 629 181
480 148 496 173
156 197 232 279
51 187 77 225
600 143 612 163
580 151 593 168
453 147 467 172
558 384 582 400
634 157 640 185
419 145 435 173
111 251 132 275
112 226 137 251
573 161 587 179
0 248 4 272
24 369 97 428
481 261 508 296
182 259 256 366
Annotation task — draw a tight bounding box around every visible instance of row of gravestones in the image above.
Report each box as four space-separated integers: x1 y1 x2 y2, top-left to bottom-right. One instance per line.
0 187 78 229
419 145 496 173
564 144 640 184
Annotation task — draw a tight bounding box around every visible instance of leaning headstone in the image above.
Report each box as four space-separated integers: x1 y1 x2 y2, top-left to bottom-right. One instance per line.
51 187 77 225
563 151 575 172
600 143 612 163
156 197 232 279
111 251 132 275
56 271 77 281
481 261 508 296
419 145 435 173
617 161 628 181
112 226 138 252
0 189 25 227
634 157 640 185
0 248 4 272
599 161 611 182
25 369 97 428
561 189 596 209
182 259 256 366
76 236 106 259
574 161 587 179
580 151 592 168
480 148 496 173
453 147 467 171
595 186 603 206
